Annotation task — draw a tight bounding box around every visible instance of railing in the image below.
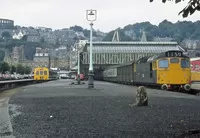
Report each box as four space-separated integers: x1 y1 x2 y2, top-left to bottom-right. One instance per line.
0 78 55 92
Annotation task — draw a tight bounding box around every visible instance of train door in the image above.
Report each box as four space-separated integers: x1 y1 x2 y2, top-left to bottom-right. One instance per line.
44 70 48 80
40 70 44 80
152 61 157 83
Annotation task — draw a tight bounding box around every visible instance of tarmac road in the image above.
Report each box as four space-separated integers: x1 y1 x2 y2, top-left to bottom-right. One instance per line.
3 79 200 137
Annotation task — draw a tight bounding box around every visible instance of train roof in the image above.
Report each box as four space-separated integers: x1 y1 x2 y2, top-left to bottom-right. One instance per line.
190 57 200 61
106 61 135 69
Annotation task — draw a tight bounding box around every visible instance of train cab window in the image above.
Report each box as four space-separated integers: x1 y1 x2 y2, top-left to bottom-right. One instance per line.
44 71 47 75
158 59 168 68
181 59 190 68
40 71 43 75
36 71 39 75
170 58 179 63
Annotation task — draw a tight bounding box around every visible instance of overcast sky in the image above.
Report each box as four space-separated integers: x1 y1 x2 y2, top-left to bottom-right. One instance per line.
0 0 200 32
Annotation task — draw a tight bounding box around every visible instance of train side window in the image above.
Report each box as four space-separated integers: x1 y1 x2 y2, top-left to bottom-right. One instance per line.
36 71 39 75
40 71 43 75
158 59 168 68
195 64 200 70
44 71 47 75
150 63 152 71
181 59 190 68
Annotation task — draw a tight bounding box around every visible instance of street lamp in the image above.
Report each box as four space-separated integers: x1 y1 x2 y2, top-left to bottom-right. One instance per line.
86 9 97 89
75 41 81 84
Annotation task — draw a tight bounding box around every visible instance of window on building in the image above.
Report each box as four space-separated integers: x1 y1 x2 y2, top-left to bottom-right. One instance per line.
158 59 169 68
195 64 200 70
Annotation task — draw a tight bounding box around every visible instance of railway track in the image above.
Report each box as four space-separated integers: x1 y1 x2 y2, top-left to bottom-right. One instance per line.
95 79 200 96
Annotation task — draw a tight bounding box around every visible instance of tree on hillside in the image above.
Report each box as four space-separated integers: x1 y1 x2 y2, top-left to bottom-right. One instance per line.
0 51 5 61
21 35 28 41
150 0 200 18
2 31 11 39
70 25 83 32
24 66 32 74
16 64 25 74
0 62 10 73
11 65 16 73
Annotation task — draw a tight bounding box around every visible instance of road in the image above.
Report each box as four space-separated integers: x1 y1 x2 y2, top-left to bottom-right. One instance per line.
1 79 200 137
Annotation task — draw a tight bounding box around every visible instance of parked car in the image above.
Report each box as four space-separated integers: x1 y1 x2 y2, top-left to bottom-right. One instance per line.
60 74 69 79
3 73 11 80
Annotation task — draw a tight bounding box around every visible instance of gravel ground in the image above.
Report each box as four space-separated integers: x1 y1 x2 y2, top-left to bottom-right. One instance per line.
8 80 200 138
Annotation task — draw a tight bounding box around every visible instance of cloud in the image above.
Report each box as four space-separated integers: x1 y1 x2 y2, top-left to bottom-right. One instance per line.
0 0 200 32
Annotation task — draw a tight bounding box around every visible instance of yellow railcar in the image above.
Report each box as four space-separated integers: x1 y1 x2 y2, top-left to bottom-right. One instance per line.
34 67 49 81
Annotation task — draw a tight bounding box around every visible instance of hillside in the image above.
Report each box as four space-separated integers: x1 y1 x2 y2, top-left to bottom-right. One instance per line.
103 20 200 43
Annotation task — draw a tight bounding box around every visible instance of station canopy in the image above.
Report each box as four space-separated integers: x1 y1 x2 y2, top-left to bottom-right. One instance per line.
84 42 183 53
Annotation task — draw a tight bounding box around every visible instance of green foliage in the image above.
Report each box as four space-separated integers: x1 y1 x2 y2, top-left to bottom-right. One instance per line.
0 50 5 61
149 0 200 18
40 37 45 43
21 35 28 41
70 25 83 32
2 31 11 39
0 62 31 74
16 64 25 74
0 62 10 73
24 66 32 74
11 65 16 73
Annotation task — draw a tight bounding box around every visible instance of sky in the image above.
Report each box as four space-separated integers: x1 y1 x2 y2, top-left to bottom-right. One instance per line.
0 0 200 32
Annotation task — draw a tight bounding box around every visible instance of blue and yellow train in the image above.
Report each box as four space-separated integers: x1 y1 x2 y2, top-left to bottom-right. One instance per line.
97 50 191 92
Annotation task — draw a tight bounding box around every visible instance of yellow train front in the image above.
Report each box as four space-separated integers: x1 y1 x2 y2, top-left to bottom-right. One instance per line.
135 50 191 91
33 67 58 81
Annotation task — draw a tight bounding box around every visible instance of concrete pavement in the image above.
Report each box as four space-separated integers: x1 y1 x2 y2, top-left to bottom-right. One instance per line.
1 79 200 137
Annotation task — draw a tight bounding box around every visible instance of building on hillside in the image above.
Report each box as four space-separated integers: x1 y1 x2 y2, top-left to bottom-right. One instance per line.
12 45 25 64
0 18 14 38
33 52 50 68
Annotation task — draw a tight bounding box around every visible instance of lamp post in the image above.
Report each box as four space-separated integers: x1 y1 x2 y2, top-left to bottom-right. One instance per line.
77 49 81 84
75 41 81 84
86 9 97 89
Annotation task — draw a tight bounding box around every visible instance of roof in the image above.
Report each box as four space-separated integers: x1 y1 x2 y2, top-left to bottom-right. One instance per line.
71 66 78 70
190 57 200 61
87 45 181 53
84 41 182 53
86 41 178 45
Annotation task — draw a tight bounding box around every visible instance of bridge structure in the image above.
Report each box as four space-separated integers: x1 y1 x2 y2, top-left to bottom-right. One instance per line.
78 41 185 79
